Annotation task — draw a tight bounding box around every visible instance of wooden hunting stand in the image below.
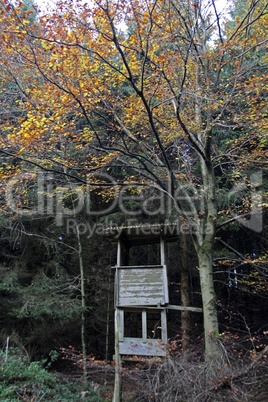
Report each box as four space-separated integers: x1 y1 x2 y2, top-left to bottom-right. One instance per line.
105 224 202 402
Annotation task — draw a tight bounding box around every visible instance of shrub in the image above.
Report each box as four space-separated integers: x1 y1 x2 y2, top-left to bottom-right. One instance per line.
121 335 268 401
0 347 104 401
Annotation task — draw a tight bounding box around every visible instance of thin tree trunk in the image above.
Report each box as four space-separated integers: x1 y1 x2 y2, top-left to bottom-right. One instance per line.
181 234 190 349
65 177 87 377
76 223 87 381
105 265 111 365
194 57 220 359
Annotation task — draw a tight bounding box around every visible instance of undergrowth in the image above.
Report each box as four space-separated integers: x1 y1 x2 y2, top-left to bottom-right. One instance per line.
120 333 268 401
3 333 267 401
0 347 104 401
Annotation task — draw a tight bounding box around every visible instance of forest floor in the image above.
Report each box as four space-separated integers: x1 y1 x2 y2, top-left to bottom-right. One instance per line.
55 344 268 401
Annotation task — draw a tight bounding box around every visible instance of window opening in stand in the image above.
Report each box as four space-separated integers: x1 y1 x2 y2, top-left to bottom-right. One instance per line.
128 244 160 266
147 312 162 339
124 311 142 338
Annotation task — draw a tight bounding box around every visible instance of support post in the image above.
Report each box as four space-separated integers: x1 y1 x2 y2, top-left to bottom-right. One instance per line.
161 310 168 343
113 307 121 402
160 236 167 266
142 310 147 339
113 239 125 401
160 236 169 304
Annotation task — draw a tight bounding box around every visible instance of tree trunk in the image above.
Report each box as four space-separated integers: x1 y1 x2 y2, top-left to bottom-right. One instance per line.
181 234 191 349
105 265 111 365
195 132 220 358
197 248 219 359
76 223 87 381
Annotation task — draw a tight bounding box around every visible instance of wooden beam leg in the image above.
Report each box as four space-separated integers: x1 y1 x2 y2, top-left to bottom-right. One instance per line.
142 310 147 339
113 308 121 402
161 309 168 344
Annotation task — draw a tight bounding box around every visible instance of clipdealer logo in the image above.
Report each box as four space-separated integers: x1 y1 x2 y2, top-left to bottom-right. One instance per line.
5 170 264 234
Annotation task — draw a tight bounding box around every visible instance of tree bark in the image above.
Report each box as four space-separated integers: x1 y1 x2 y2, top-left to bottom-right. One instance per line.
196 159 220 359
193 56 220 359
76 223 87 381
180 234 191 349
197 248 219 359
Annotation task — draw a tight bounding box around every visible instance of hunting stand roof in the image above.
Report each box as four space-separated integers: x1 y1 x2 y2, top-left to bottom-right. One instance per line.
104 223 180 246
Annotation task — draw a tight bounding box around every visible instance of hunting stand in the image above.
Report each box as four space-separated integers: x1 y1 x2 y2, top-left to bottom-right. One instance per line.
105 224 202 401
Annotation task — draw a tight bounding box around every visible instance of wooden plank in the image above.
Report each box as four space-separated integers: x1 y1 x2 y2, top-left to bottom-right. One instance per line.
113 308 121 402
167 304 203 313
120 305 202 312
160 237 167 266
119 338 167 357
104 224 180 246
114 267 119 307
142 311 147 339
160 238 169 304
112 265 163 269
161 310 168 343
162 265 169 304
118 267 165 306
119 309 124 342
117 240 122 266
121 306 165 311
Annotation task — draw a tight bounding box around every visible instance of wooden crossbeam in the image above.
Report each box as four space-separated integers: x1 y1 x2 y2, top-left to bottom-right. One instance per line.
117 305 203 313
167 304 203 313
